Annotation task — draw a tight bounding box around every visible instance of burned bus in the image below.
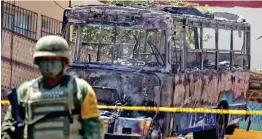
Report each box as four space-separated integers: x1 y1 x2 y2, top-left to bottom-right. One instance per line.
61 5 251 139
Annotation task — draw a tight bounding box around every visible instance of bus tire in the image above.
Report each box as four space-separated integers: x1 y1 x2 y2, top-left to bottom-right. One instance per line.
193 104 227 139
225 124 236 135
209 104 227 139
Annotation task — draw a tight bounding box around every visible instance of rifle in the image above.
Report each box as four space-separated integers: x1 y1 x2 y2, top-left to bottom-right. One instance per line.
7 88 25 139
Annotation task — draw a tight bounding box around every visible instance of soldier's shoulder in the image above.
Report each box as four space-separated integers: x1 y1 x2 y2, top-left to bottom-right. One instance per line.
18 77 40 90
67 75 95 99
17 77 40 97
71 76 91 88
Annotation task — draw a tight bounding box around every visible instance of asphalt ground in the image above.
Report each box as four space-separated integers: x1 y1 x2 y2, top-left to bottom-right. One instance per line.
166 129 262 139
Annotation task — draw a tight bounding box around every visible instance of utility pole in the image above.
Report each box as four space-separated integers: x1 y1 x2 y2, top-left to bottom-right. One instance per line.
66 0 71 42
69 0 72 8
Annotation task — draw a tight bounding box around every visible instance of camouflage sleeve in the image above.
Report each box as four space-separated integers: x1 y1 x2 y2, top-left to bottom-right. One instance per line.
1 106 14 139
1 81 29 139
77 79 104 139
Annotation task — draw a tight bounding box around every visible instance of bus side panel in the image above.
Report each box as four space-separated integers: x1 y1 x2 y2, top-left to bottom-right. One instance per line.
174 112 216 135
171 71 249 135
172 71 249 107
174 101 247 136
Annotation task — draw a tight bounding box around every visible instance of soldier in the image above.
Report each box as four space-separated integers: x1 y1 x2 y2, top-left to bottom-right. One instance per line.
1 35 104 139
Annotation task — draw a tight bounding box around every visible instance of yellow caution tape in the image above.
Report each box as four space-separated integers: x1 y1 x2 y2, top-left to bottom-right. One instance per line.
2 100 262 115
98 105 262 115
1 100 10 105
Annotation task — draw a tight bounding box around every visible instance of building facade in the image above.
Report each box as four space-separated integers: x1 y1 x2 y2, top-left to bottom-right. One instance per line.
1 0 105 121
2 0 67 90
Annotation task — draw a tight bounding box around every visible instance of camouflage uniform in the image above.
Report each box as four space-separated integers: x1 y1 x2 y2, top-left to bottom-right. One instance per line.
1 35 104 139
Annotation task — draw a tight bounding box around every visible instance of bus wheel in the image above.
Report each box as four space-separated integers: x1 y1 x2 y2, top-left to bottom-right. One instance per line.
193 105 226 139
210 105 226 139
225 124 236 135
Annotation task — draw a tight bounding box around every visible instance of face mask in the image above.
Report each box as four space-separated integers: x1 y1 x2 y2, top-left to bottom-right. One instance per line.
38 60 63 78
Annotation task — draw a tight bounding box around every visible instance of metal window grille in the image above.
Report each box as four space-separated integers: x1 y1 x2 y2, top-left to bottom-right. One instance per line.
41 15 62 37
4 0 16 5
1 1 38 40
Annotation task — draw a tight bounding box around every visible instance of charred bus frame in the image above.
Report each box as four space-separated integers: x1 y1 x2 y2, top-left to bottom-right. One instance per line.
61 5 251 139
168 8 251 72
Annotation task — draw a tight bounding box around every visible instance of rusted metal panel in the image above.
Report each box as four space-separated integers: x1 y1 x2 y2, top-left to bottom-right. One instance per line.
160 76 174 107
172 71 249 107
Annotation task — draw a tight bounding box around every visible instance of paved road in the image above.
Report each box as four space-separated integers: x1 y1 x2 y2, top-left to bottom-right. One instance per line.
166 129 262 139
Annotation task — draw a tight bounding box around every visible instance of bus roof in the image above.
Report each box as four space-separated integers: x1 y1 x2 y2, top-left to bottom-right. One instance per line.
64 5 250 31
64 5 173 30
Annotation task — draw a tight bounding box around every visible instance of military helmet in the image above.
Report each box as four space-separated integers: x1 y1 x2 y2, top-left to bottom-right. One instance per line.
33 35 71 64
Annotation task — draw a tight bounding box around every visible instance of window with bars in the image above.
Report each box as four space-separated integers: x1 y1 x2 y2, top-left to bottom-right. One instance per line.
41 15 62 37
1 1 38 40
